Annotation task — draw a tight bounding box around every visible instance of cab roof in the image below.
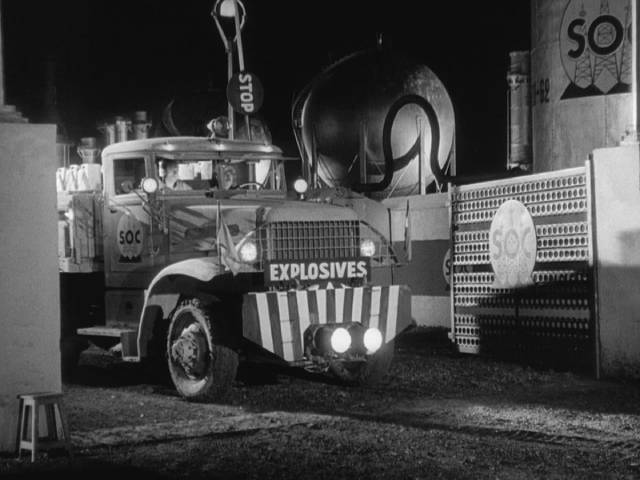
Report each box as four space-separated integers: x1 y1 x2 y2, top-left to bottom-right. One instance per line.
101 136 290 161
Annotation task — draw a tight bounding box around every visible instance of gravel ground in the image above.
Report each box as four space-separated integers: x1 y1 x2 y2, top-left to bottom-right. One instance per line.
2 327 640 479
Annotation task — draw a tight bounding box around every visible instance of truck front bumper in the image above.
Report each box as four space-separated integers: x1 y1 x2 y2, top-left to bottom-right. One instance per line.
242 285 412 362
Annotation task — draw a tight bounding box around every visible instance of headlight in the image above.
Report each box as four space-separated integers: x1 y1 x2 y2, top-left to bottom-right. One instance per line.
141 177 159 194
360 238 376 257
330 327 351 354
363 328 383 354
293 178 308 194
238 240 258 263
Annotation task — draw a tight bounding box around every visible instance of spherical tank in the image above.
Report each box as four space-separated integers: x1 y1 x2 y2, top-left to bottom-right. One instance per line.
298 48 455 198
531 0 635 172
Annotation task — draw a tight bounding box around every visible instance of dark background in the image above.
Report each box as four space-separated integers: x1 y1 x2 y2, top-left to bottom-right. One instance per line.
2 1 530 176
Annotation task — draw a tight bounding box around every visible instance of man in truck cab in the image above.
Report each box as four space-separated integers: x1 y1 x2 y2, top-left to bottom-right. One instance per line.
158 158 192 191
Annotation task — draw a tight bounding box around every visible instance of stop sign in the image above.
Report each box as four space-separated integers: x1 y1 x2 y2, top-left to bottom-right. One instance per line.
227 72 264 115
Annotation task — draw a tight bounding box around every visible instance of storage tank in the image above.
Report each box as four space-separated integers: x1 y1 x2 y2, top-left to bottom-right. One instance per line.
531 0 635 172
295 47 455 198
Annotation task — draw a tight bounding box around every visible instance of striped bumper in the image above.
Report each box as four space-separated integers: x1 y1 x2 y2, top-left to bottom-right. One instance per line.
242 285 412 362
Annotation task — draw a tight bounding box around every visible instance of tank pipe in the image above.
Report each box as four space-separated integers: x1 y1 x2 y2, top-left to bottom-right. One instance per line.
389 95 441 188
359 121 368 184
381 94 523 187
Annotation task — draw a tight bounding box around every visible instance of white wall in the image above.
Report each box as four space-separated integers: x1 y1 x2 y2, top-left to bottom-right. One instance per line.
592 145 640 378
0 123 59 452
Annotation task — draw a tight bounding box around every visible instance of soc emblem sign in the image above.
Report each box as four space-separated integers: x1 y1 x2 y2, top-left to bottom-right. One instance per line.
489 200 536 289
117 213 144 261
560 0 632 98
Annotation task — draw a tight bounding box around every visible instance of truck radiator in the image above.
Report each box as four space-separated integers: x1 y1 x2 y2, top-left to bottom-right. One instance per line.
264 220 360 261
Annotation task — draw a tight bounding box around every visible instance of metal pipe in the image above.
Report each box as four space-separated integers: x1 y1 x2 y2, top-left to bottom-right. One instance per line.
310 128 318 188
227 48 234 140
232 0 245 72
506 51 532 171
417 116 425 195
230 0 253 140
359 121 367 184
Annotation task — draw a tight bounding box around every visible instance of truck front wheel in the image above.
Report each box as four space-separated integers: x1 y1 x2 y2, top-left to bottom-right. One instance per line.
329 341 394 386
166 299 238 402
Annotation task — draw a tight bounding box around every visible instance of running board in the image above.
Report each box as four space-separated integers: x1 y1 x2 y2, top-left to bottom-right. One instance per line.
77 326 139 360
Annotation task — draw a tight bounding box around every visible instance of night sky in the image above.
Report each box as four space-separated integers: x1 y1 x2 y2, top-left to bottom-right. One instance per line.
2 1 530 176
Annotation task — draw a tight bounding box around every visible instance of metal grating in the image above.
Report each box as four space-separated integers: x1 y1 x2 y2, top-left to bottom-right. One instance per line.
264 220 360 261
450 167 595 373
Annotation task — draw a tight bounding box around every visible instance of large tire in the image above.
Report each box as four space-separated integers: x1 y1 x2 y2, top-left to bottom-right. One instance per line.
329 341 394 386
166 298 238 402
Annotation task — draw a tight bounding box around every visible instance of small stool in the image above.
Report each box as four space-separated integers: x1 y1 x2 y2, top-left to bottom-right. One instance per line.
16 392 72 462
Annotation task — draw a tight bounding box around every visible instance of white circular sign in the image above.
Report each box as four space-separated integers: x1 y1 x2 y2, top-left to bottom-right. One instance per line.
117 213 144 259
489 200 536 289
560 0 631 93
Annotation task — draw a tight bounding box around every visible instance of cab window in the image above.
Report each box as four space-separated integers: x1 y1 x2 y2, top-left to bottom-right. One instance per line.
113 157 146 195
155 158 216 191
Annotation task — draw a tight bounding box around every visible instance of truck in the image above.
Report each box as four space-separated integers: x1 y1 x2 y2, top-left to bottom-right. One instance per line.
58 134 413 401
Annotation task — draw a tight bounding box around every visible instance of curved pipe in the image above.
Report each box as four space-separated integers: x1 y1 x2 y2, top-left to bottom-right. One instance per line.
365 94 517 189
353 94 444 192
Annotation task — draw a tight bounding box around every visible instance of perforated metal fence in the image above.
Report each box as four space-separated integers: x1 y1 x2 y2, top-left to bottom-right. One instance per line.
450 167 596 372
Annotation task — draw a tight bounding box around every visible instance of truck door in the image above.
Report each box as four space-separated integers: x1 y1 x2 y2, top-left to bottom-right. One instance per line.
103 154 166 288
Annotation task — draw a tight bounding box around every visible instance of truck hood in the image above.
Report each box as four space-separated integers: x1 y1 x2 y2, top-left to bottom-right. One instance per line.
163 197 359 254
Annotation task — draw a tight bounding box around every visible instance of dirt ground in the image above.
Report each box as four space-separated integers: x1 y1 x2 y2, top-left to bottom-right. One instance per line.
2 328 640 479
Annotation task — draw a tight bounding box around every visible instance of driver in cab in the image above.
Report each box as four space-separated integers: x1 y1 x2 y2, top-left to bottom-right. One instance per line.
158 159 192 191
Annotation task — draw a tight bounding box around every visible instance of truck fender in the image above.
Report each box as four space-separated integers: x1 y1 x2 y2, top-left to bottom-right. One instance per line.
137 258 231 359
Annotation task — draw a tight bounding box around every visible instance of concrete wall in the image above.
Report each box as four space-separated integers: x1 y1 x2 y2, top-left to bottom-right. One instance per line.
592 145 640 378
384 193 450 328
0 123 59 452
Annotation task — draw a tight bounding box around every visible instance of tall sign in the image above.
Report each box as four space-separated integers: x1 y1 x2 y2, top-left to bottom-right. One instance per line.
560 0 633 98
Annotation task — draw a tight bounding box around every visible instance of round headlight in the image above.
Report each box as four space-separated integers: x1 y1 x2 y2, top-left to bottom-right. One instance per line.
141 177 159 194
238 240 258 263
293 178 308 194
330 327 351 354
360 238 376 257
363 328 383 354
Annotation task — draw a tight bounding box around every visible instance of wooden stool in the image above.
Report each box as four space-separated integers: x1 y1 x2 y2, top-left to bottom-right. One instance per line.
16 392 72 462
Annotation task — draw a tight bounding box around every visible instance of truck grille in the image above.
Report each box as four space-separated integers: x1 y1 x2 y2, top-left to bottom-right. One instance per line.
264 220 360 261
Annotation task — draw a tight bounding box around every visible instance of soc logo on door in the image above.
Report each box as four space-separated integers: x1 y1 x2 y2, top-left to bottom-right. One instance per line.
117 213 144 262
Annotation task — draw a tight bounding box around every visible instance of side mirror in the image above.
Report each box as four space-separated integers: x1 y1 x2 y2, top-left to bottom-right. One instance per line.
141 177 159 194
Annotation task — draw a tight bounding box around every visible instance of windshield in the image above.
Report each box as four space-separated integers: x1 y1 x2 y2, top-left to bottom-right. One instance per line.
154 157 284 192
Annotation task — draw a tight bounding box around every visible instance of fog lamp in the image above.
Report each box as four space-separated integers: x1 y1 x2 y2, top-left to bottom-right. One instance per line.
141 177 159 194
330 327 351 354
363 328 383 354
238 240 258 263
360 238 376 257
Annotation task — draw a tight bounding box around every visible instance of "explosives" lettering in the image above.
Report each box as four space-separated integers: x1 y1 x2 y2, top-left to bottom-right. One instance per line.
268 260 369 283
